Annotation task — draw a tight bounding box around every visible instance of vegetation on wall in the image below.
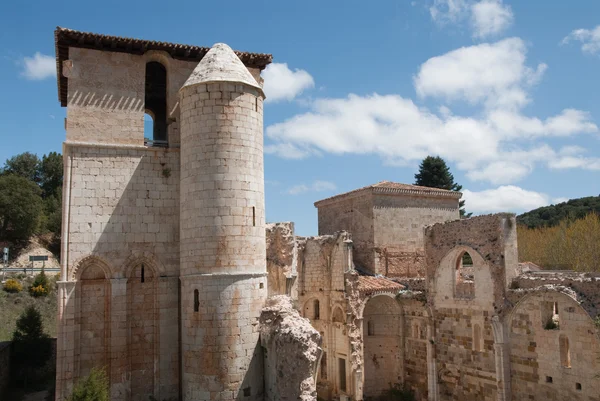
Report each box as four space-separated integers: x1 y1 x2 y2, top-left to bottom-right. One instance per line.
517 195 600 228
414 156 471 218
518 212 600 271
67 367 110 401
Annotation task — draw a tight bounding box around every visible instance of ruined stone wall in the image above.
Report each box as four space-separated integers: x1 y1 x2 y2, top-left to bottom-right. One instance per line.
317 194 375 273
266 222 297 298
373 194 458 277
509 292 600 400
401 300 429 400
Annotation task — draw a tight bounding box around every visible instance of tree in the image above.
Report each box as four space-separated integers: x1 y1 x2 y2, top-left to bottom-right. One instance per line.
39 152 63 198
11 306 52 388
414 156 471 218
2 152 41 183
67 367 110 401
0 174 43 241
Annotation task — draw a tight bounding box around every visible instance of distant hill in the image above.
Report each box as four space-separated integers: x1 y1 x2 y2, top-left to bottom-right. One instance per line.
517 195 600 228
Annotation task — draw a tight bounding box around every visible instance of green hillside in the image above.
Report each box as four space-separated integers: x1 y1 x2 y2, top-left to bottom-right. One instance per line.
517 195 600 228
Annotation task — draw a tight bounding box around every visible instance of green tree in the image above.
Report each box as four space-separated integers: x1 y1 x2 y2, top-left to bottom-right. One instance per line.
414 156 471 218
0 174 43 241
67 367 110 401
11 306 52 388
39 152 63 198
2 152 41 183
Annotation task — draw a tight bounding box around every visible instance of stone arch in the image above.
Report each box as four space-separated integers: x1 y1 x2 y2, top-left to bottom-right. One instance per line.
121 251 164 279
332 305 345 324
434 246 494 306
303 297 321 321
70 254 113 281
362 294 402 399
143 50 173 69
125 255 160 401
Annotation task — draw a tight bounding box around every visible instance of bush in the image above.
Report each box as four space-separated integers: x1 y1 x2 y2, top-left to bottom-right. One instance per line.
67 367 109 401
29 271 50 297
3 279 22 293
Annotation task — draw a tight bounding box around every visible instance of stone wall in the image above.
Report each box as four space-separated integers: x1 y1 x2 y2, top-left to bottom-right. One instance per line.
266 222 297 298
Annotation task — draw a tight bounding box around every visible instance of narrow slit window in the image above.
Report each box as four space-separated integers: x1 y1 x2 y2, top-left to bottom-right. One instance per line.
145 61 167 146
194 289 199 312
367 320 374 336
141 264 145 283
320 351 327 380
252 206 256 227
338 358 347 392
314 300 320 320
560 335 571 368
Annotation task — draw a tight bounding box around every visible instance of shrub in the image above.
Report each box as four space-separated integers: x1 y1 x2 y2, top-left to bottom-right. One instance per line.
29 271 50 297
67 367 109 401
3 279 22 293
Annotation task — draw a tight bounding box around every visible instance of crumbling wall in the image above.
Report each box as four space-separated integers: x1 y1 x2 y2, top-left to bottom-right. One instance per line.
260 296 322 401
266 222 297 298
508 291 600 401
400 299 429 400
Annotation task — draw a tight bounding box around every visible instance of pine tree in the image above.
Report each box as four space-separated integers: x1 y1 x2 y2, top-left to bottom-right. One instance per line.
414 156 471 218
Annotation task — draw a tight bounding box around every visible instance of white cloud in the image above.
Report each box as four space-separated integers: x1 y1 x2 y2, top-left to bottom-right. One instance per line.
414 38 545 110
21 52 55 80
561 25 600 55
462 186 550 213
430 0 512 38
287 180 337 195
471 0 513 39
262 62 315 103
553 197 569 204
265 39 598 185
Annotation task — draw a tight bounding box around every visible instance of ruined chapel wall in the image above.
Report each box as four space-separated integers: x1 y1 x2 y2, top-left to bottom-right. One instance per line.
373 194 458 277
317 194 374 273
266 222 297 298
509 292 600 401
401 300 429 400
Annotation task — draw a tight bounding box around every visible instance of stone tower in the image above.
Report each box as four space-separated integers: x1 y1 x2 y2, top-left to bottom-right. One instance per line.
179 43 268 400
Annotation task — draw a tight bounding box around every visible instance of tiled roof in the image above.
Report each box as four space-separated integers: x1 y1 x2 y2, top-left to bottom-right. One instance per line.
54 27 273 106
314 180 462 207
357 276 404 295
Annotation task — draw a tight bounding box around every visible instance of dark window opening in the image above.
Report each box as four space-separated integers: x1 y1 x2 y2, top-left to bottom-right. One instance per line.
194 289 199 312
259 282 264 289
367 320 374 336
243 387 251 397
576 383 582 391
314 300 320 320
455 251 475 298
141 264 145 283
546 376 553 383
338 358 347 392
252 206 256 227
320 352 327 380
145 61 167 146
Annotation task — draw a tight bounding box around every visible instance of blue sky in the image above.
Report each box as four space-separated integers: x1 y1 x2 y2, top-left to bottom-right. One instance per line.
1 0 599 236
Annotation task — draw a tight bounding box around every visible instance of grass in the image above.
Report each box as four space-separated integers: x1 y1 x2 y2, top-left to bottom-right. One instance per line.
0 274 58 341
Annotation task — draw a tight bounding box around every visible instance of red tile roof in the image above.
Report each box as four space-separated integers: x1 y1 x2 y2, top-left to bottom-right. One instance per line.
54 27 272 106
357 276 404 295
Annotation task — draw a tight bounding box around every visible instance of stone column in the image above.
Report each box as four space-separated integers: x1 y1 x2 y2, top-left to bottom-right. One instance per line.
492 316 511 401
426 320 439 401
109 278 128 401
55 281 76 401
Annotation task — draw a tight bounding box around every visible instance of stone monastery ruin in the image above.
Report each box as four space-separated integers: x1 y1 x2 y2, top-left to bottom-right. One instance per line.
54 27 600 401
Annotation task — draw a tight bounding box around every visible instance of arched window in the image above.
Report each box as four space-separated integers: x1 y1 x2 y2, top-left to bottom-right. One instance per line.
559 335 571 368
194 289 199 312
473 324 482 352
455 251 475 298
145 61 167 146
332 307 345 323
320 351 327 380
314 300 320 320
141 264 145 283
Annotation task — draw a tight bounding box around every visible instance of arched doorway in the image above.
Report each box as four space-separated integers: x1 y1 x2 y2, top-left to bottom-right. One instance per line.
363 295 402 399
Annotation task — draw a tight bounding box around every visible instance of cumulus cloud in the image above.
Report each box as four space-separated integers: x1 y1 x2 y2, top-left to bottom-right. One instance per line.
471 0 513 39
21 52 55 80
287 180 337 195
462 186 550 213
414 38 545 110
430 0 512 38
561 25 600 55
262 63 315 103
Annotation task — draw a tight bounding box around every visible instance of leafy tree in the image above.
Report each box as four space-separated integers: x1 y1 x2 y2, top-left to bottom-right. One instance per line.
11 306 52 388
67 367 110 401
517 196 600 228
2 152 41 183
39 152 63 198
414 156 471 218
0 174 43 241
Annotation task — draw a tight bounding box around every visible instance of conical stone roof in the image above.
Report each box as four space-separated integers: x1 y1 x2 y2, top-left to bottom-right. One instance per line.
181 43 263 94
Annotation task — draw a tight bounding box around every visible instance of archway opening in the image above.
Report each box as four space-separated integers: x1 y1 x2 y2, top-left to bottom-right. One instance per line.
362 296 402 399
144 61 167 146
455 251 475 298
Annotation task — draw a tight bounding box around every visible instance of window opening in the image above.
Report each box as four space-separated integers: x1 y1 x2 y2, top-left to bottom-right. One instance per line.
320 352 327 380
546 376 553 383
455 251 475 298
314 300 320 320
542 301 560 330
576 383 582 391
141 264 145 283
338 358 347 392
145 61 167 146
332 307 344 324
194 289 199 312
559 335 571 368
252 206 256 227
367 320 374 336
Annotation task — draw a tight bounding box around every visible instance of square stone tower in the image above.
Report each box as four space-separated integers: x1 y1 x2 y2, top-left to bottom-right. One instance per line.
53 27 271 401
